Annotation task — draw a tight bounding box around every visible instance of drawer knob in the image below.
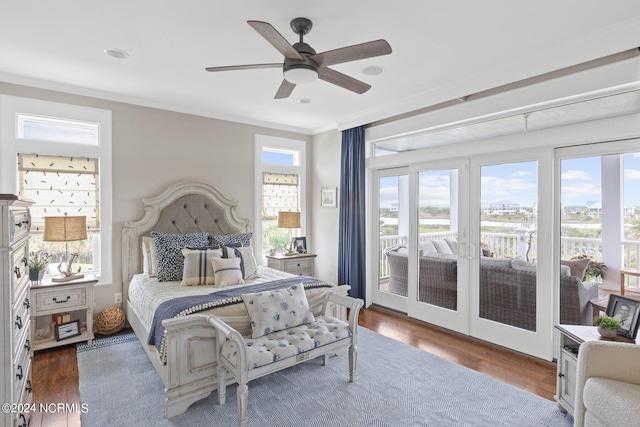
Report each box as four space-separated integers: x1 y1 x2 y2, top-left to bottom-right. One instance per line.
16 364 23 380
24 339 31 352
15 315 22 330
24 298 30 309
22 257 28 267
558 373 565 378
53 296 71 304
297 263 301 267
25 380 32 394
14 266 21 278
18 413 27 427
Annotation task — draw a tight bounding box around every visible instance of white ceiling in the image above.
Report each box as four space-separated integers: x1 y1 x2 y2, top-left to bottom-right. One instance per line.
1 1 639 135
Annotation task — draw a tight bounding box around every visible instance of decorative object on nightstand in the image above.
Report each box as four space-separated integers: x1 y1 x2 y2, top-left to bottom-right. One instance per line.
30 275 97 351
592 314 620 338
277 211 301 256
28 249 49 283
44 214 87 282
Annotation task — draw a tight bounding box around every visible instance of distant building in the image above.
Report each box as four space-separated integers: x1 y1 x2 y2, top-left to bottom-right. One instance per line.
390 201 398 212
587 200 636 218
486 200 521 215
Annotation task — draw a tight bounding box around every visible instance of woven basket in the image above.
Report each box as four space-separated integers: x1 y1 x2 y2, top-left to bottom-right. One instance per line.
94 306 125 336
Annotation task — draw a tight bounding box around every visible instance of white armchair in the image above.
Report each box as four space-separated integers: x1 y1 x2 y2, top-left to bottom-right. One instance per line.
574 340 640 426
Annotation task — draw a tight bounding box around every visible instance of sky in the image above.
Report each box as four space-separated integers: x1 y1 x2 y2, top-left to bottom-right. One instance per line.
379 153 640 209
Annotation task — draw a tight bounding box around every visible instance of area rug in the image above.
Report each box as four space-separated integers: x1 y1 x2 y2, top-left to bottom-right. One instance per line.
77 327 573 426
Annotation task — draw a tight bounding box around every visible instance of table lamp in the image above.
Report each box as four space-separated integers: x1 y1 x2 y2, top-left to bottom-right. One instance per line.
277 211 300 256
44 214 87 282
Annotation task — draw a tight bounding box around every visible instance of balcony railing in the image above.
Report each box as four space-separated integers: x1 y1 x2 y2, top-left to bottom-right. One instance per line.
379 233 640 290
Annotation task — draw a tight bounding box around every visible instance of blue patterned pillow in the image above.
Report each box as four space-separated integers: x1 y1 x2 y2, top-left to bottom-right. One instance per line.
211 232 252 247
241 284 315 338
152 232 208 282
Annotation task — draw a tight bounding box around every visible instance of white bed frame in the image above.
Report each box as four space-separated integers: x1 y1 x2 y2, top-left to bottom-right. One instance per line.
121 180 345 418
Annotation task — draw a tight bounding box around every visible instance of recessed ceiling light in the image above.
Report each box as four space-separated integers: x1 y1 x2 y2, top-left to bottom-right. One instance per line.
298 98 311 104
104 48 129 59
362 65 384 76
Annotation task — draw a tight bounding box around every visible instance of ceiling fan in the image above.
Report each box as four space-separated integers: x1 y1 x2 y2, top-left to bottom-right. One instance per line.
205 17 392 99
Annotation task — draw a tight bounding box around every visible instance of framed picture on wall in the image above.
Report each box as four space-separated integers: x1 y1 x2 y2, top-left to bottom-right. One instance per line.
321 187 337 208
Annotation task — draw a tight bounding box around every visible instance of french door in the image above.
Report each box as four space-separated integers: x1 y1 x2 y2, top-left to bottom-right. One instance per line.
372 152 555 359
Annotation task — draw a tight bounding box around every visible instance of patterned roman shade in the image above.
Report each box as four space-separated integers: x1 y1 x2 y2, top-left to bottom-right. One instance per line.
262 172 299 220
18 153 100 233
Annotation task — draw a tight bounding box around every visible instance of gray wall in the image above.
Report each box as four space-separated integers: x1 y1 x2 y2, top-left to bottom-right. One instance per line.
0 82 330 312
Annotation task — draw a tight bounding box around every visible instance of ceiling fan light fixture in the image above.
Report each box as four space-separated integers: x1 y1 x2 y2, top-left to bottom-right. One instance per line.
283 67 318 84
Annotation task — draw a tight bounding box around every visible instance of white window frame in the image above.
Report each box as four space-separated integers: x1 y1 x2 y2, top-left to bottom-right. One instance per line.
0 95 113 285
254 135 306 263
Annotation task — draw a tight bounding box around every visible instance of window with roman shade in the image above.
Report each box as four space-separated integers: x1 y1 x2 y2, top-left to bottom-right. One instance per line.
262 172 299 220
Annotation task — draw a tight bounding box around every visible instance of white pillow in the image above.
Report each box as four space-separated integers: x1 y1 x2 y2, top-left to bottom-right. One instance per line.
142 236 158 277
181 247 222 286
432 240 454 254
210 257 244 288
241 284 315 338
223 246 258 280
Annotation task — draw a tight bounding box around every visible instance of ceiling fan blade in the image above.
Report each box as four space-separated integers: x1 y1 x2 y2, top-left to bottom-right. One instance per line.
318 68 371 94
205 63 282 72
274 80 296 99
247 20 303 60
310 39 392 67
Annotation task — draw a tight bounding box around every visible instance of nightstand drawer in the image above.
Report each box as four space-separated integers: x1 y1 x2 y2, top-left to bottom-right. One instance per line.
36 286 86 311
283 259 312 270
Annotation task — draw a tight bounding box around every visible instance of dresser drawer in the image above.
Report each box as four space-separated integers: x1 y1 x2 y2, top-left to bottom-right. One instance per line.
11 243 30 303
12 288 30 353
14 378 33 427
9 206 31 245
13 339 31 405
36 286 86 312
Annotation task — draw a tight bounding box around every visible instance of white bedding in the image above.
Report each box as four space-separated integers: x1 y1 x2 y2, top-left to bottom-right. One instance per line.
128 265 322 331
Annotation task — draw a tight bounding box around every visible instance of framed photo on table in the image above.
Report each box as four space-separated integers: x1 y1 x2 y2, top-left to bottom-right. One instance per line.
294 237 307 253
55 319 81 341
605 295 640 339
321 187 337 208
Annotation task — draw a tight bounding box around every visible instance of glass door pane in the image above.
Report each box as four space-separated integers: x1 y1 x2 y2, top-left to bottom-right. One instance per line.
417 169 458 310
479 161 538 331
378 174 409 296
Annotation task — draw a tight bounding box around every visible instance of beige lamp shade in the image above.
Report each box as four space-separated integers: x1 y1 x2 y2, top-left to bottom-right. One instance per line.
43 215 87 242
277 211 301 229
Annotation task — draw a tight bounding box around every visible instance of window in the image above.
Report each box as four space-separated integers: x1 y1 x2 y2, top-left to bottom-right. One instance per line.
0 95 112 284
255 136 306 262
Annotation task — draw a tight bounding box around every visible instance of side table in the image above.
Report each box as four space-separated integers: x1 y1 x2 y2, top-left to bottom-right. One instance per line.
30 275 97 351
266 253 316 276
554 324 638 416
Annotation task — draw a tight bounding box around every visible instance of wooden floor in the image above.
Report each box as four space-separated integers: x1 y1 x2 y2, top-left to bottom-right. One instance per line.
31 306 557 427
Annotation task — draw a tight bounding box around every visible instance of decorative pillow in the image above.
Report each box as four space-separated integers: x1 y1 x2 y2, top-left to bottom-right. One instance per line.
480 257 513 268
419 241 437 254
241 284 315 338
210 257 244 288
561 258 591 280
142 236 158 278
223 246 258 280
432 240 454 254
152 232 209 282
180 247 223 286
444 238 458 254
211 232 253 247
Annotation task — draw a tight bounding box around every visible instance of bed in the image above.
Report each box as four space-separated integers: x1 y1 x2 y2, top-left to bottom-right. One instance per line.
122 180 347 418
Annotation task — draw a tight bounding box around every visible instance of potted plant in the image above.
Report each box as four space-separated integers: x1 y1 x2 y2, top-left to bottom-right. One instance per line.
593 314 620 338
29 250 49 282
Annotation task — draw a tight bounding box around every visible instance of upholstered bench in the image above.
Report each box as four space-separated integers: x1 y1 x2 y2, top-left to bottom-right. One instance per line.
206 285 363 427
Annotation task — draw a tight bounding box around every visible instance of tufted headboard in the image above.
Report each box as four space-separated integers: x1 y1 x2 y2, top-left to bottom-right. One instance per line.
121 180 250 302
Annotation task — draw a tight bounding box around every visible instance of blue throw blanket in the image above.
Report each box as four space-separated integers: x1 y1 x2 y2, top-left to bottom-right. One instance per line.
148 276 332 357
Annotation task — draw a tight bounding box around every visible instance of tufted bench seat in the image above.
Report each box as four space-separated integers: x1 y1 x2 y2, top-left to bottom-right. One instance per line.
206 286 363 427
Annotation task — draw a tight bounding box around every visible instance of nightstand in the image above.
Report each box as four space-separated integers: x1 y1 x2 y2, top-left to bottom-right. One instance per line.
30 275 97 351
266 253 317 276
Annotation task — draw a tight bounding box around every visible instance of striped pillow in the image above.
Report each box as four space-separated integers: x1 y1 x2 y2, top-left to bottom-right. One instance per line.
180 247 222 286
210 257 244 288
223 246 258 280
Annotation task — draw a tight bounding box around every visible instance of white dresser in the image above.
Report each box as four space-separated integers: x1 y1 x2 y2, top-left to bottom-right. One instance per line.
0 195 33 427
